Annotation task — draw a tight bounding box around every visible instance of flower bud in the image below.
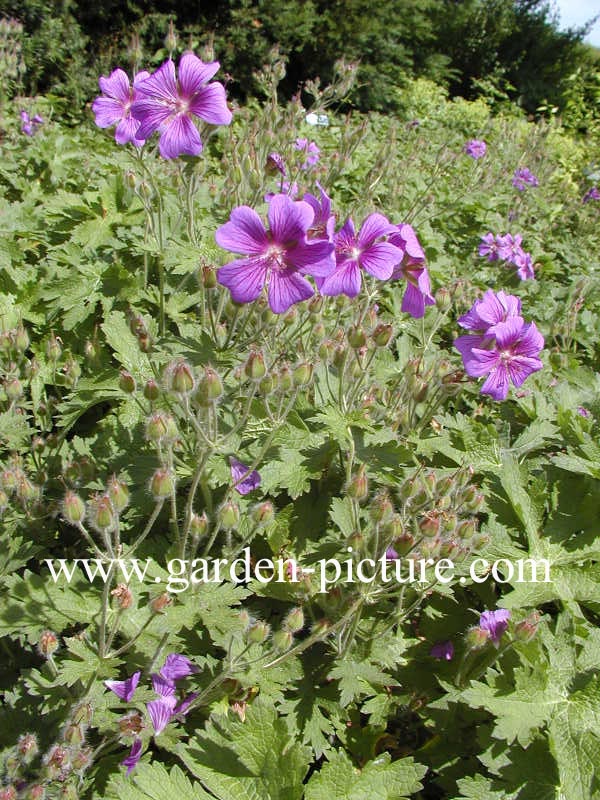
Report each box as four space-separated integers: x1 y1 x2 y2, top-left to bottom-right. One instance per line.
71 746 93 772
89 494 115 532
38 630 59 658
252 501 274 525
27 786 46 800
372 323 393 347
119 370 136 394
111 583 133 609
245 350 267 381
107 475 130 512
46 333 62 362
247 621 270 643
1 468 18 494
190 511 209 538
311 619 331 636
166 360 195 395
347 465 368 502
62 723 85 746
17 733 38 763
456 519 477 540
17 477 41 504
196 367 223 405
218 499 240 530
421 538 441 559
272 629 293 651
435 287 451 312
277 364 293 391
258 375 274 395
58 784 79 800
333 344 347 368
312 321 326 339
283 307 297 327
419 512 440 538
125 170 136 189
143 379 160 401
465 626 490 650
348 325 367 349
150 469 175 500
514 612 540 643
62 491 86 525
145 411 177 443
5 377 23 401
308 296 323 316
394 531 415 555
464 492 485 513
382 514 404 540
412 378 428 403
164 19 177 52
283 607 304 633
318 339 334 362
439 539 460 559
370 491 393 523
293 361 313 387
201 265 217 289
14 325 29 352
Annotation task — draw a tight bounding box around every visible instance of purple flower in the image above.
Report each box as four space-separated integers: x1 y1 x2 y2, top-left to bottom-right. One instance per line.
92 69 150 146
577 406 591 418
513 250 535 281
496 233 523 262
151 673 177 704
318 214 402 298
294 137 320 168
160 653 198 683
456 317 544 401
122 738 143 775
104 671 141 702
131 54 232 159
266 152 286 176
512 167 539 191
430 640 454 660
20 110 43 137
303 183 335 242
147 698 174 735
216 194 334 314
388 223 435 318
464 139 486 159
479 609 511 645
173 692 199 715
583 186 600 203
457 289 522 335
385 546 399 560
478 233 502 262
229 457 261 495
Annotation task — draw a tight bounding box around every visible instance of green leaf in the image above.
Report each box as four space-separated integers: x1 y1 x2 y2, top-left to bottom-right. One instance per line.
104 763 213 800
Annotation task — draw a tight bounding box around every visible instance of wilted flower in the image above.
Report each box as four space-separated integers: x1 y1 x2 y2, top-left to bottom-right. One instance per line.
266 152 286 176
479 608 511 645
294 137 320 168
318 214 402 298
105 671 141 702
131 53 232 158
430 640 454 660
216 194 334 313
388 223 435 318
512 167 539 191
464 139 486 159
92 68 150 146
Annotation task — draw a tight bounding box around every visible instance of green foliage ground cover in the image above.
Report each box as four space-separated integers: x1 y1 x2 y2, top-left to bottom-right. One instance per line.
0 47 599 800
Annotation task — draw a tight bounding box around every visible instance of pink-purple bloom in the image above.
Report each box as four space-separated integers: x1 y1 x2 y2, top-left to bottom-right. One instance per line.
583 186 600 203
479 233 534 280
216 194 334 313
104 671 141 702
20 110 44 136
577 406 591 418
479 609 511 645
464 139 486 159
295 137 320 168
122 738 143 775
512 167 539 191
318 214 402 298
388 223 435 318
385 546 399 560
304 183 335 242
131 53 232 158
430 641 454 660
229 457 261 495
92 69 150 146
160 653 198 682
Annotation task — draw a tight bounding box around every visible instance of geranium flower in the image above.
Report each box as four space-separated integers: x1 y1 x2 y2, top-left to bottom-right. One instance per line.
318 214 402 298
457 317 544 401
294 137 320 168
464 139 486 159
512 167 539 191
479 609 511 645
104 671 141 702
303 183 335 242
583 186 600 203
122 738 143 775
478 232 502 261
388 223 435 318
20 110 43 137
229 457 261 496
430 640 455 660
92 69 150 146
131 53 232 159
216 194 334 313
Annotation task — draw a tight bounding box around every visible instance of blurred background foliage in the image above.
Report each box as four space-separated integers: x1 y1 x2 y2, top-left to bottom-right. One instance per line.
0 0 599 130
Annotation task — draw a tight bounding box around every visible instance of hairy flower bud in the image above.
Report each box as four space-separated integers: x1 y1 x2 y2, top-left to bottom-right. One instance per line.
348 324 367 349
143 379 160 401
190 511 209 538
277 364 293 391
145 412 178 443
17 733 38 763
247 621 270 643
370 491 393 523
419 512 441 538
62 491 86 525
465 626 490 650
166 360 195 395
150 592 172 614
258 374 275 395
252 501 274 525
5 377 23 402
107 475 130 512
372 323 393 347
245 350 267 381
202 265 217 289
196 367 223 405
218 500 240 530
272 629 293 651
435 287 451 312
38 630 59 658
119 711 145 736
150 469 175 500
0 786 17 800
46 333 62 362
514 612 540 643
347 465 368 502
89 494 115 532
283 607 304 633
119 370 136 394
293 361 313 387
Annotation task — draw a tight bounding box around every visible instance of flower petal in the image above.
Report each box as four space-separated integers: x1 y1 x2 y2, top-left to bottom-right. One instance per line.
99 69 131 103
122 738 143 775
229 457 261 495
289 239 335 277
135 59 178 102
115 115 144 146
158 114 203 159
215 207 268 255
189 82 232 125
160 653 199 682
360 241 402 279
178 53 220 97
130 97 172 138
92 97 126 129
268 195 313 243
147 699 173 735
357 213 395 247
319 260 362 298
268 270 313 314
105 671 141 702
217 257 268 304
480 365 510 400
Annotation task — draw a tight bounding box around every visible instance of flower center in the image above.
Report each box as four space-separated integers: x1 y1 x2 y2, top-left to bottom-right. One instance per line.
266 244 288 271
